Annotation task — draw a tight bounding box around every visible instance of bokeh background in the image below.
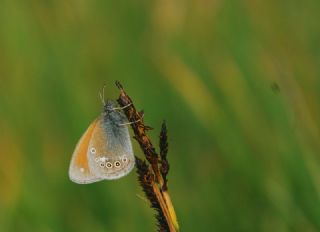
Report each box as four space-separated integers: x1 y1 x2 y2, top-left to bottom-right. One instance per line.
1 1 320 231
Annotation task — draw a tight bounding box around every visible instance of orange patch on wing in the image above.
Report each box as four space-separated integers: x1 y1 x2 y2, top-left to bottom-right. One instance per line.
74 119 99 171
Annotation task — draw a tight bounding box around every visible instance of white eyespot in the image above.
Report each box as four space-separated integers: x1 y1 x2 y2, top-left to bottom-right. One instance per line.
106 162 113 168
90 147 96 154
99 162 105 167
122 156 128 163
114 161 121 168
80 168 84 173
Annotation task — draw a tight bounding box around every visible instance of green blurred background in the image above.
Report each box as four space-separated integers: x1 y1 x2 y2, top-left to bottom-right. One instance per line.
1 1 320 231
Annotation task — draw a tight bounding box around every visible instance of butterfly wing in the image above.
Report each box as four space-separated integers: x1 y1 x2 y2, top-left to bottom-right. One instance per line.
88 114 135 180
69 118 103 184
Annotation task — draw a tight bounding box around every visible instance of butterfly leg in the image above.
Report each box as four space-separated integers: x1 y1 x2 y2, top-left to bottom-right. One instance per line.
118 112 144 126
112 103 133 111
118 118 141 126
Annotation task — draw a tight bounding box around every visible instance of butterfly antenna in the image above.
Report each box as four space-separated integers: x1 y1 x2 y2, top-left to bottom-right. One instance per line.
99 84 106 106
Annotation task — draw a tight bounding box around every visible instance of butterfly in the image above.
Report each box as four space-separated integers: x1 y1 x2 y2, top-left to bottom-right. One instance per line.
68 98 135 184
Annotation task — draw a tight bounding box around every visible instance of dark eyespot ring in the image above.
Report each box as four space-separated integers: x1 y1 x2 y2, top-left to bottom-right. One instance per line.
115 161 121 167
122 156 128 163
90 147 96 154
100 162 105 167
106 162 112 168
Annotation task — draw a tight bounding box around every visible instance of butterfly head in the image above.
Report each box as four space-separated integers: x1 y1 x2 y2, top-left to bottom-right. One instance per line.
104 100 117 112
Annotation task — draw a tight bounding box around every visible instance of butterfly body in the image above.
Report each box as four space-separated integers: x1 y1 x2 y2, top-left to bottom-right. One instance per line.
69 100 135 184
